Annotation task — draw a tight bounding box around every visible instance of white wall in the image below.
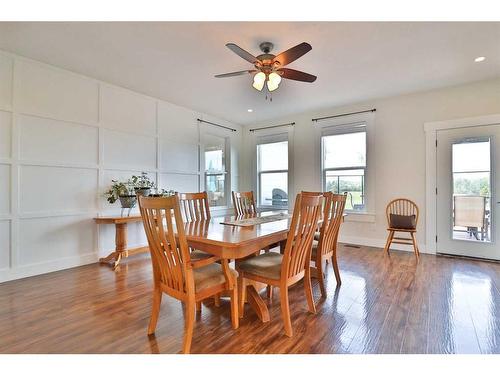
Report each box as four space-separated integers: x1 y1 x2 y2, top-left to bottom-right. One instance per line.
241 78 500 253
0 50 242 282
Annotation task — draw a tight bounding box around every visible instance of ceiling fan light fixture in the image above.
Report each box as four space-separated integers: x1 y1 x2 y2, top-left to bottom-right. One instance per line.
252 72 266 91
267 72 282 92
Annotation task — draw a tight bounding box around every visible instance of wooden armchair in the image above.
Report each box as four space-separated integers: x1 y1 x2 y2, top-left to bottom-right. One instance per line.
305 192 346 298
384 198 420 258
138 195 238 354
236 193 323 337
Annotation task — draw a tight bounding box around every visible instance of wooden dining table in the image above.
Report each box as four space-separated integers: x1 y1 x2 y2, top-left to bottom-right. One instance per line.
183 211 291 322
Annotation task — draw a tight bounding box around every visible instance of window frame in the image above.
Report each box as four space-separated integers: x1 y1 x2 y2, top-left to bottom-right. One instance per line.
255 133 290 209
321 126 367 212
202 132 230 208
317 114 374 216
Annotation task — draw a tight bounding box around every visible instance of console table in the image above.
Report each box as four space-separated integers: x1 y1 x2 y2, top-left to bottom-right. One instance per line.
94 216 149 269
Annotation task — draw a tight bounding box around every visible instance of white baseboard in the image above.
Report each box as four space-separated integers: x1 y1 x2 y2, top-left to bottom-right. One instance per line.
0 253 99 284
339 234 432 254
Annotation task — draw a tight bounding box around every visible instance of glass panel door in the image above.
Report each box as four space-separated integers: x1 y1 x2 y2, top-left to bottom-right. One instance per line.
436 124 500 260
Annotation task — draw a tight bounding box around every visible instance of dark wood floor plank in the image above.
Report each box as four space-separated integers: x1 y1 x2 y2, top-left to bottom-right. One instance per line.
1 245 499 354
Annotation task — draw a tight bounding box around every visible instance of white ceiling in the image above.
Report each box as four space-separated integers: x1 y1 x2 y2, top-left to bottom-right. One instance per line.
0 22 499 125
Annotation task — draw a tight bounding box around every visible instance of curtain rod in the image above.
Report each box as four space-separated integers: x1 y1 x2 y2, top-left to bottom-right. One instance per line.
197 118 237 132
249 122 295 132
312 108 376 122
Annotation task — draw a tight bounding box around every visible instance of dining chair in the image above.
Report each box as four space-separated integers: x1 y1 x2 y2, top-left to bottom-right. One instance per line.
177 191 220 308
305 192 346 297
236 192 324 337
384 198 420 258
232 191 257 216
138 195 238 354
232 190 274 299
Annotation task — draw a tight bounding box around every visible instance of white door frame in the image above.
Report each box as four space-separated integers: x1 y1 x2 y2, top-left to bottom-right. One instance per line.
424 113 500 254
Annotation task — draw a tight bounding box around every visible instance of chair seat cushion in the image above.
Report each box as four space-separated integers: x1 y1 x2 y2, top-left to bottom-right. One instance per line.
190 249 213 261
238 252 283 280
193 263 237 292
389 214 416 230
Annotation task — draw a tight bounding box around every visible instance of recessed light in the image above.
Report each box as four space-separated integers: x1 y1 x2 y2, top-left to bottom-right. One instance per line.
247 109 253 113
475 56 486 62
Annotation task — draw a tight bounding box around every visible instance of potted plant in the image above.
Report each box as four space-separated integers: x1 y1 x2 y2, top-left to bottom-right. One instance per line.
131 172 156 197
104 180 137 217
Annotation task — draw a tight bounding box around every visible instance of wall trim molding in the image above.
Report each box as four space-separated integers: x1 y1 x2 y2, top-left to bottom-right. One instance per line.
339 234 430 254
424 113 500 254
0 252 99 283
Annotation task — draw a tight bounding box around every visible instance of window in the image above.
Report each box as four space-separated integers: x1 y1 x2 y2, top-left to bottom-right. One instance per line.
322 124 366 211
204 134 227 207
257 137 288 208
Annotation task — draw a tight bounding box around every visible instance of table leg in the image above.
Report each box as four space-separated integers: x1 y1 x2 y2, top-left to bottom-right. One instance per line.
246 285 270 322
99 222 128 269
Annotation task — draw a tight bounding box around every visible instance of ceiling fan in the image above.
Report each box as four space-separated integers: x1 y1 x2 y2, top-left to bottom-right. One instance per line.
215 41 317 95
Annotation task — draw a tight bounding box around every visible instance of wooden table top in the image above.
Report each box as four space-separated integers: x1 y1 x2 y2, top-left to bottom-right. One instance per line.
94 215 143 224
183 211 291 259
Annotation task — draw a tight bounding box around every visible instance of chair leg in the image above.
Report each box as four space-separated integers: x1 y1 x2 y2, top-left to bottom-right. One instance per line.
331 248 342 285
410 232 420 258
238 275 246 318
316 261 327 298
196 301 202 312
214 293 221 307
304 267 317 314
147 287 163 335
384 230 394 254
266 285 273 300
182 298 196 354
280 286 293 337
229 286 239 329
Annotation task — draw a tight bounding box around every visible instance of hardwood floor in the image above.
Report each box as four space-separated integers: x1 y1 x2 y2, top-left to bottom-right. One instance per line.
1 244 499 354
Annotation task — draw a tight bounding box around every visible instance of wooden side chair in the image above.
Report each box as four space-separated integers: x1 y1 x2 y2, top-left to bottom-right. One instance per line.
232 191 257 216
178 191 219 308
236 193 323 337
384 198 420 258
138 195 238 354
178 191 211 222
305 192 346 297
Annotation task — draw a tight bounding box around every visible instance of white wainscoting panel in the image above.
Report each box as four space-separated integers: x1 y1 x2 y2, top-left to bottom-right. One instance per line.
0 220 10 269
100 85 156 135
0 110 11 158
18 114 98 165
18 214 96 266
14 59 99 124
20 165 98 214
160 138 198 173
0 54 13 110
160 172 199 193
0 164 10 215
0 51 241 282
102 129 156 170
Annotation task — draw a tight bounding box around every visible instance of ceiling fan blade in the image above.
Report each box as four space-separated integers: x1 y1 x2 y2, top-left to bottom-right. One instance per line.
226 43 260 64
214 70 257 78
273 42 312 66
279 68 317 82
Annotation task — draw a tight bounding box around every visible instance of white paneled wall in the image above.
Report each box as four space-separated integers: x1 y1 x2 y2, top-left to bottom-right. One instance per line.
0 50 241 282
